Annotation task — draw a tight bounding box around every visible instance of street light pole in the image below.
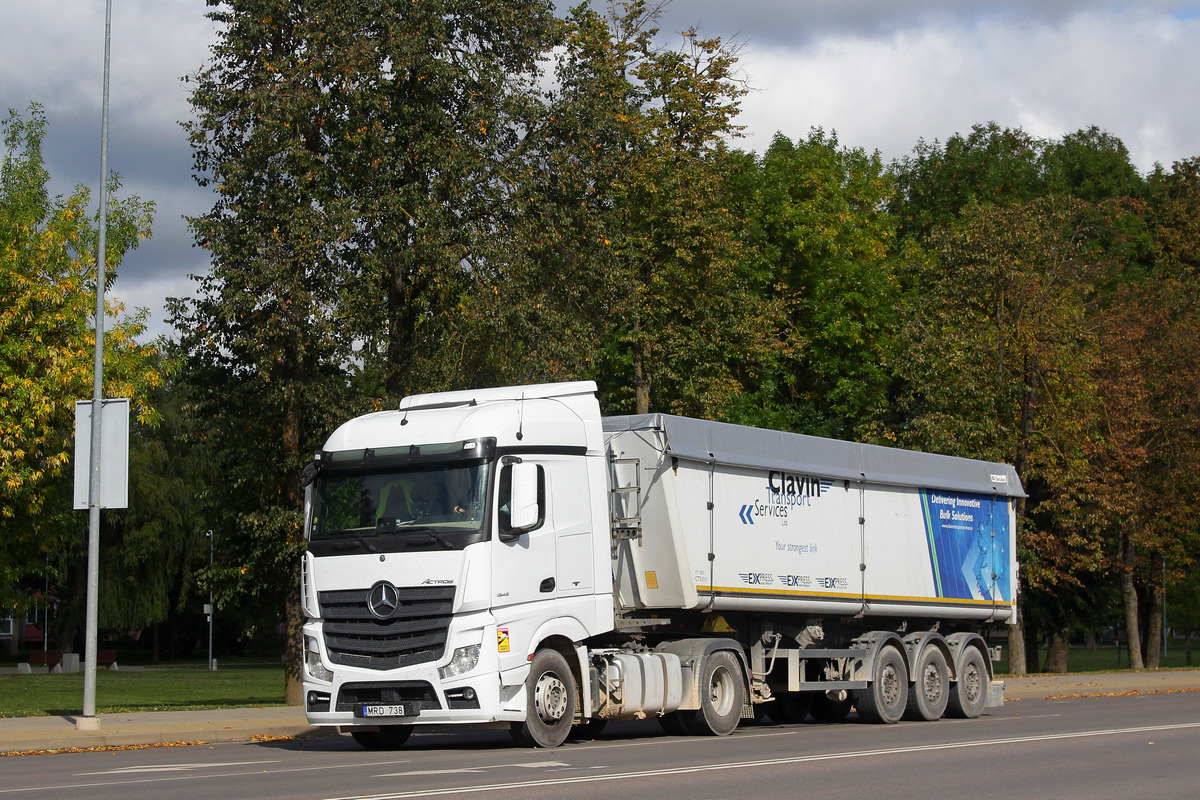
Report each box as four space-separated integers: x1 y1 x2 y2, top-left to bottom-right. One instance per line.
79 0 113 731
207 530 214 671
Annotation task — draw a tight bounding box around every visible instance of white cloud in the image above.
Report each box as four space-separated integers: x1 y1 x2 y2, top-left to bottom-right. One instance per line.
725 7 1200 170
109 270 204 341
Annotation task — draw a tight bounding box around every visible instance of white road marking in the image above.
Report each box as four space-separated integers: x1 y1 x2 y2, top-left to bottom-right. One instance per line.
0 758 408 795
78 760 278 775
322 721 1200 800
378 761 570 777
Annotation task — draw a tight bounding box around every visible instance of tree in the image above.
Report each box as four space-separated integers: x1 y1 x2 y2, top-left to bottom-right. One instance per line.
1062 271 1200 669
726 130 898 438
178 0 559 702
890 122 1046 240
1043 126 1144 204
895 196 1128 672
1 104 160 616
465 0 781 418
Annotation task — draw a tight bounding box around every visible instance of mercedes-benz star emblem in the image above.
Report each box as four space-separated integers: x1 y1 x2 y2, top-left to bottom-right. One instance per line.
368 581 399 619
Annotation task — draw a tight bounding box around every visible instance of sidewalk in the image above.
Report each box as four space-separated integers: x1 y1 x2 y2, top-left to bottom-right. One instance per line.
2 670 1198 755
0 705 331 755
1000 668 1200 701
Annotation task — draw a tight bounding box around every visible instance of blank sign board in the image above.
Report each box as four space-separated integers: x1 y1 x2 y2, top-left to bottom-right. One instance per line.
73 399 130 510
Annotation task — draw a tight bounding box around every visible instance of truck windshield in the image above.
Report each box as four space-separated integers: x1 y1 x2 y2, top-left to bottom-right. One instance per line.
311 461 489 544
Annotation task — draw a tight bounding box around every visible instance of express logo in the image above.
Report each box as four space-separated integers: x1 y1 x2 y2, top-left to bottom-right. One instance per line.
779 575 811 588
367 581 399 619
816 576 849 590
738 572 775 586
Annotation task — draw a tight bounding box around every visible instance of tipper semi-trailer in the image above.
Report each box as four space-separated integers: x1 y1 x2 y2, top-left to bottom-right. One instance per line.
300 381 1021 748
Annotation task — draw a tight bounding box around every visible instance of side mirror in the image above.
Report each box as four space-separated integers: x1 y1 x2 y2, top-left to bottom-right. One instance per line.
508 462 540 532
300 457 321 488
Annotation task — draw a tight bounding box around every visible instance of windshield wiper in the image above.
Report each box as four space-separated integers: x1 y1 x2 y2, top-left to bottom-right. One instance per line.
394 526 459 550
332 530 378 553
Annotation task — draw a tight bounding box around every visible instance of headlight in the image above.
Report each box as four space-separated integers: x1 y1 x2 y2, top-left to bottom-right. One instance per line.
304 636 333 683
438 644 481 679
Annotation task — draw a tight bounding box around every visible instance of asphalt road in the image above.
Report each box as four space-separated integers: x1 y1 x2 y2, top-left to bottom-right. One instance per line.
4 693 1198 800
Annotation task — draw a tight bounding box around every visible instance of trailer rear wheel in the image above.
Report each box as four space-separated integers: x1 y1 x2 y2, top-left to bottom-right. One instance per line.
947 646 988 719
810 691 853 722
854 644 909 724
350 725 412 750
510 649 577 747
904 645 949 721
687 650 745 736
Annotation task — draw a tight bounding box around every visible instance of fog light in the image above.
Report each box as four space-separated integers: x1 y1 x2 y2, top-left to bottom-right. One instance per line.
445 685 481 709
307 690 331 712
438 644 481 679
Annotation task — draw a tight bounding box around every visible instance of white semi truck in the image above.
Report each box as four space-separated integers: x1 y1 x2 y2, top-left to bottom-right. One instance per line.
300 381 1020 748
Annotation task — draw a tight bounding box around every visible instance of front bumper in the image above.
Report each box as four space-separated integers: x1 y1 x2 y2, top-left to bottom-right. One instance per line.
302 617 525 728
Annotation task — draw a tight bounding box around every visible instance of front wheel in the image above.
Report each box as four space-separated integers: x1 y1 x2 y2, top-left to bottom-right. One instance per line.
687 650 745 736
510 649 577 748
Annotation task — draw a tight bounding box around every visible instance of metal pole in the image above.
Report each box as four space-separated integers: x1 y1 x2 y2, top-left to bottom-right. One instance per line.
207 531 214 671
80 0 113 729
43 556 49 655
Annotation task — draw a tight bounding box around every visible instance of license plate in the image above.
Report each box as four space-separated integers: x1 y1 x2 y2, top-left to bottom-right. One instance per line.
356 703 414 718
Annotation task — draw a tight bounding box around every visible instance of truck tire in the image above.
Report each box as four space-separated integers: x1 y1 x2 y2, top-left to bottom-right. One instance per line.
510 649 577 747
947 645 988 719
687 650 745 736
854 644 909 724
904 645 949 721
350 725 412 750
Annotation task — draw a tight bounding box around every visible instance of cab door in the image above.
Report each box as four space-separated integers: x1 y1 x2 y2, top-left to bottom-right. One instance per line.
490 459 557 669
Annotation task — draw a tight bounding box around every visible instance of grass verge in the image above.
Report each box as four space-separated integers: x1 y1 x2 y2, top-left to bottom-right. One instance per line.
0 666 285 718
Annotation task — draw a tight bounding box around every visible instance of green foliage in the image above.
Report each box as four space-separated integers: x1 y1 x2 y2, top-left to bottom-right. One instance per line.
896 197 1132 600
890 122 1047 239
438 1 780 418
724 130 899 438
0 105 161 613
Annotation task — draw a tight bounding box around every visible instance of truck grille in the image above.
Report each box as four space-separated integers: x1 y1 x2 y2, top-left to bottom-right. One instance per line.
318 585 455 671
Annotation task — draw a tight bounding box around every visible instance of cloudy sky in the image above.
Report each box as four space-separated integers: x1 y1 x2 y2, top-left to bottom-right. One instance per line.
4 1 1200 339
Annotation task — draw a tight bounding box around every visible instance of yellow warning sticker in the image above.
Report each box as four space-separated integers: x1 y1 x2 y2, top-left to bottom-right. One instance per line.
645 571 659 590
497 628 510 653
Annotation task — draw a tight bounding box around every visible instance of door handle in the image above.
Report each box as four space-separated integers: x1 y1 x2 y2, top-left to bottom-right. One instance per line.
539 577 556 593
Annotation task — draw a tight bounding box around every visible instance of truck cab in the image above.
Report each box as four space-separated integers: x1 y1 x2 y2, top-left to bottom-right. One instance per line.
300 382 613 745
